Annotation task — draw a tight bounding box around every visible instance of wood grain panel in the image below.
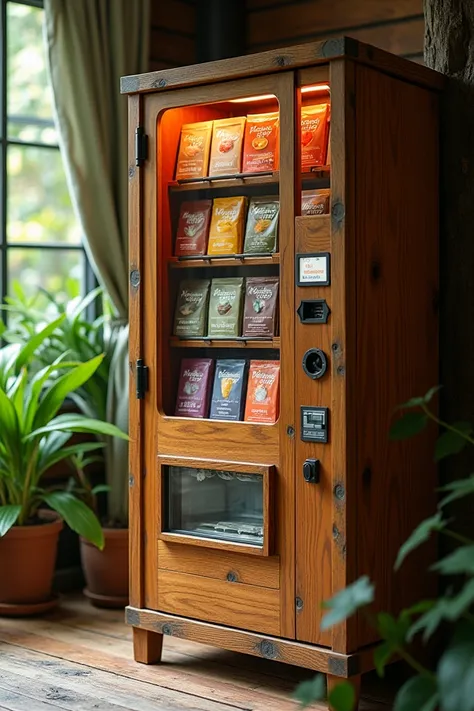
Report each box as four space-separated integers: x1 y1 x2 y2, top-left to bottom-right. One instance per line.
157 541 280 588
248 0 422 46
328 59 358 654
150 28 195 67
249 18 424 59
128 94 144 610
294 216 332 647
353 65 439 647
126 606 378 676
156 571 281 636
123 40 444 95
151 0 195 36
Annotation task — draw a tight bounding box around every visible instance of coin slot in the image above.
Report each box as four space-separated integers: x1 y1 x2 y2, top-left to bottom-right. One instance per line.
302 348 328 379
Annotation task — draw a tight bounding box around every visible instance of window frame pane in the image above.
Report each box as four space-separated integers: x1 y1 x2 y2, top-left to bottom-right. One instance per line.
1 0 98 310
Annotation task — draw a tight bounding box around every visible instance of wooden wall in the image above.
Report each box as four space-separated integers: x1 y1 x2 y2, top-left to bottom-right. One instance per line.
149 0 196 71
246 0 424 64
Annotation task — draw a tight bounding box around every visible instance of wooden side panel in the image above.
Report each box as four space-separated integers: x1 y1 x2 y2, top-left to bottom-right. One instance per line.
128 94 144 610
294 216 332 646
277 71 297 639
157 541 280 589
157 571 281 636
353 65 439 647
329 59 358 654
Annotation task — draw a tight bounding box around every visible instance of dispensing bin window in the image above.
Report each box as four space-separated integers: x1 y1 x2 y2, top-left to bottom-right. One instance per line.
165 466 264 547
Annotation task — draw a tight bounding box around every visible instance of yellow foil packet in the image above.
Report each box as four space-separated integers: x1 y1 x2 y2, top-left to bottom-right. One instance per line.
207 196 247 255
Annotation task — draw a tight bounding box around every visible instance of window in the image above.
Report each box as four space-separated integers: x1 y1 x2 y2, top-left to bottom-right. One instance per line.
0 0 95 308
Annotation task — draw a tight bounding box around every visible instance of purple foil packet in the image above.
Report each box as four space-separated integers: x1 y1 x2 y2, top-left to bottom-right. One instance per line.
175 358 214 418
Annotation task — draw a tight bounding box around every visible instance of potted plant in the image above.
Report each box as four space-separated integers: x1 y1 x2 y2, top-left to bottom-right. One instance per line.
0 316 128 616
1 285 130 607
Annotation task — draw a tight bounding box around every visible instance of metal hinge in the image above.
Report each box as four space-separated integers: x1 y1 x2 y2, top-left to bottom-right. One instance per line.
135 126 148 167
135 358 149 399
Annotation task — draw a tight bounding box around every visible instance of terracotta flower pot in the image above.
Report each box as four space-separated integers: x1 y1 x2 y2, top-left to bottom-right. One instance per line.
0 510 63 616
80 527 129 608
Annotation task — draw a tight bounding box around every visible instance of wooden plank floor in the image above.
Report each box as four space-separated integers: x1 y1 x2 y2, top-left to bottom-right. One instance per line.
0 594 395 710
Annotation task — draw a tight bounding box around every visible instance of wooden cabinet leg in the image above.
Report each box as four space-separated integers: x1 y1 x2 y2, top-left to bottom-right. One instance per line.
327 675 361 711
133 627 164 664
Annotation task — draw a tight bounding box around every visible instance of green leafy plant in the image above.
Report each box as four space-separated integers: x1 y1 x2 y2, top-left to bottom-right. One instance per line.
1 283 128 525
294 386 474 711
0 317 128 550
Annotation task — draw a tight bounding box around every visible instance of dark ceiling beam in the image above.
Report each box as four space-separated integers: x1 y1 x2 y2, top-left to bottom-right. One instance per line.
196 0 247 62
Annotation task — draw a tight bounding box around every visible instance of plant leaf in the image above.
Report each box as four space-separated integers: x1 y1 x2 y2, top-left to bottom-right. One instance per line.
408 579 474 641
393 676 438 711
432 545 474 576
91 484 110 495
328 681 356 711
438 640 474 711
293 675 325 708
15 315 66 371
0 505 21 536
395 512 445 571
398 386 441 410
38 442 105 476
25 414 129 442
439 475 474 508
377 612 410 645
33 355 105 429
374 642 395 677
390 412 428 441
43 491 104 549
434 423 473 461
321 577 374 630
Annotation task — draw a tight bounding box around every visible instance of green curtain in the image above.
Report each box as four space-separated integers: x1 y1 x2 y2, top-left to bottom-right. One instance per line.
43 0 150 523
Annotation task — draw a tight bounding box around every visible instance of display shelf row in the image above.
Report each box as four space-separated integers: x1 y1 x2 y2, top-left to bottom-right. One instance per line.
169 253 280 269
168 168 330 192
170 336 280 349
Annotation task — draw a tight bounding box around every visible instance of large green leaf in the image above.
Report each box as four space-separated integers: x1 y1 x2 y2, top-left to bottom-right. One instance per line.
438 640 474 711
390 412 428 441
377 612 410 646
33 355 105 429
43 491 104 549
393 676 438 711
25 414 128 442
0 385 20 457
395 512 445 570
328 682 356 711
294 675 325 708
0 505 21 536
321 577 374 630
434 423 473 461
432 545 474 576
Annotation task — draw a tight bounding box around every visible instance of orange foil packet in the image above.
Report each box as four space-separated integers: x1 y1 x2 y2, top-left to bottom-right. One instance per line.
175 120 213 180
242 112 279 174
209 116 246 176
244 360 280 424
207 196 247 255
301 104 329 171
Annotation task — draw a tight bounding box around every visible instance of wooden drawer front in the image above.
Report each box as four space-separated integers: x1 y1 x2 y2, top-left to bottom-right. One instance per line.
157 570 280 636
158 541 280 589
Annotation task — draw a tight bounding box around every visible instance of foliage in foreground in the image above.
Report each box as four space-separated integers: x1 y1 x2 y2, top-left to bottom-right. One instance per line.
294 386 474 711
0 317 128 549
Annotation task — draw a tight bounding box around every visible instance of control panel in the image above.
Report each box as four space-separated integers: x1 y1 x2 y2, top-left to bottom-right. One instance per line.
300 406 329 443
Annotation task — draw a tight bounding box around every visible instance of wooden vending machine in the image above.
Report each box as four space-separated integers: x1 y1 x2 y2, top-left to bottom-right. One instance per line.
122 38 443 705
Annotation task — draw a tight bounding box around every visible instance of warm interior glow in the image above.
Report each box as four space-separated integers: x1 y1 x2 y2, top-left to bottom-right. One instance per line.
301 84 330 93
229 94 277 103
228 85 329 103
